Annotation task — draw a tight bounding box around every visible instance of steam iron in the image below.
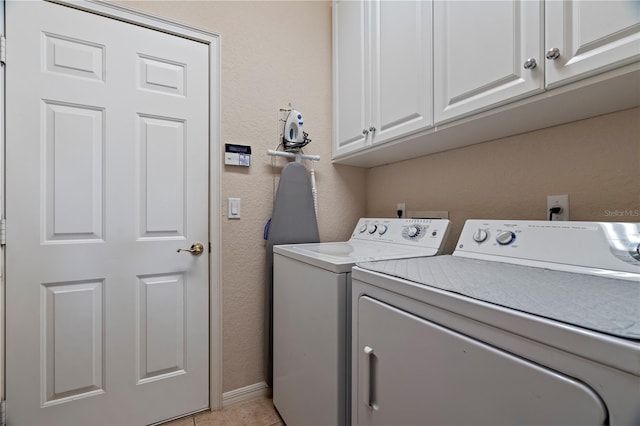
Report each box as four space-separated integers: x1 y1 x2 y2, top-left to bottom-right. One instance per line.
283 110 311 150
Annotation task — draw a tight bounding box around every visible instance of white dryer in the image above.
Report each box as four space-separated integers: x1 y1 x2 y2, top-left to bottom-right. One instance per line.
351 220 640 426
273 218 451 426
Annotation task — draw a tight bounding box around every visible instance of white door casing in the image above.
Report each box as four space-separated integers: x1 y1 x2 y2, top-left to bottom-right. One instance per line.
4 1 222 424
0 0 5 406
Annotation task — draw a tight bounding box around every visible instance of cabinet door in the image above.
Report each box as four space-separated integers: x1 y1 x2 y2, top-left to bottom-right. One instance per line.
370 0 433 145
545 0 640 88
355 296 606 426
333 0 370 157
434 0 544 124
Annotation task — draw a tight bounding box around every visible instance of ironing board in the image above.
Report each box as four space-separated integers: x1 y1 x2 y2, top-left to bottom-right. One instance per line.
265 161 319 387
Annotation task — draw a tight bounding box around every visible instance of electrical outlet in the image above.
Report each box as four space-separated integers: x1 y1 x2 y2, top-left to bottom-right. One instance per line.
397 202 406 218
547 195 569 221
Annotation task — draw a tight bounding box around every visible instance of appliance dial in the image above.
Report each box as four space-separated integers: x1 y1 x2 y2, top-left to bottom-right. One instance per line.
407 226 420 238
473 229 488 243
367 224 378 234
632 243 640 261
378 225 388 235
496 231 516 246
359 224 367 234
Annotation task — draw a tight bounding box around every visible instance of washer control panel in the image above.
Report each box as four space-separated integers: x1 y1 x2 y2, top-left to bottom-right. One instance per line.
351 218 451 251
456 220 640 274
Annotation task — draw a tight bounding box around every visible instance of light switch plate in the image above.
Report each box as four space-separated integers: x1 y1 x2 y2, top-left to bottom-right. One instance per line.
228 198 241 219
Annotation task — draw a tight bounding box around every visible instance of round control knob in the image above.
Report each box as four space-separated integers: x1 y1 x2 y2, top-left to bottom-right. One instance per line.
359 224 368 234
378 224 388 235
632 243 640 261
407 226 420 238
496 231 516 246
367 224 378 234
473 229 488 243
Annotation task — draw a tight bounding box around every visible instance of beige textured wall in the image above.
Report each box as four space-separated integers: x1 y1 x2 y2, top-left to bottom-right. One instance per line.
367 107 640 254
118 1 366 392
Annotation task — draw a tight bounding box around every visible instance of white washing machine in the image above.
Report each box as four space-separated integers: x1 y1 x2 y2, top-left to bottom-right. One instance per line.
351 220 640 426
272 218 451 426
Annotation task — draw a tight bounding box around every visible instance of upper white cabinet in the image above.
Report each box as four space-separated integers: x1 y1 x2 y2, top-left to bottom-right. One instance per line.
333 0 368 156
545 0 640 88
434 1 544 124
333 0 433 157
332 0 640 166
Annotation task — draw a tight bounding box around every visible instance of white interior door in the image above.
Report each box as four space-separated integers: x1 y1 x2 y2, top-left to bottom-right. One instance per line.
5 1 210 425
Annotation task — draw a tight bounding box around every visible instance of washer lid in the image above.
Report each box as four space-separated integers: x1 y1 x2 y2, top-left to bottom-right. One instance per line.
274 241 438 273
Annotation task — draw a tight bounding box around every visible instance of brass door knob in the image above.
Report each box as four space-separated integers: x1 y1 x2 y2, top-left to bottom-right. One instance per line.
177 242 204 256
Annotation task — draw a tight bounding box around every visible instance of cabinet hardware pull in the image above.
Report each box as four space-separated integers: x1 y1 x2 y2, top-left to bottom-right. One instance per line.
523 58 537 70
364 346 379 411
546 47 560 60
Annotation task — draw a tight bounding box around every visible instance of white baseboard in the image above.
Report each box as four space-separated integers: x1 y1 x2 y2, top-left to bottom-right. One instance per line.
222 382 271 408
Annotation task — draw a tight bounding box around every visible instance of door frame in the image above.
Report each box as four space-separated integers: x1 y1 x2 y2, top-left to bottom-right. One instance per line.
0 0 223 411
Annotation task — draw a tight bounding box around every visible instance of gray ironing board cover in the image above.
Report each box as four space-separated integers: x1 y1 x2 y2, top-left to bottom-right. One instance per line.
265 162 319 387
357 255 640 340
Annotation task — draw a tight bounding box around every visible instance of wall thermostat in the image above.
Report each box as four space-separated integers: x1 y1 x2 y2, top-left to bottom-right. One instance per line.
224 144 251 167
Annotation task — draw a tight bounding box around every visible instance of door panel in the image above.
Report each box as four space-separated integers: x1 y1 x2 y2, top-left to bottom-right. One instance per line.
136 273 186 383
138 115 186 238
545 0 640 87
434 0 544 123
356 296 607 426
6 2 210 425
333 0 369 156
43 280 105 405
44 101 104 242
372 0 433 144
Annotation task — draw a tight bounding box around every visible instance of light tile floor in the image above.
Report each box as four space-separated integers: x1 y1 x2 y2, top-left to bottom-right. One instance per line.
162 396 284 426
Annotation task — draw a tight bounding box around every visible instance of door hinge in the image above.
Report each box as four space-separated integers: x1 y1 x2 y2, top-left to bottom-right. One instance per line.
0 34 6 65
0 218 6 246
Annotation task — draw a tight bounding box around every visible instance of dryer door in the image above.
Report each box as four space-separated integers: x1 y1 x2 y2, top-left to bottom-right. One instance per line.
355 296 607 426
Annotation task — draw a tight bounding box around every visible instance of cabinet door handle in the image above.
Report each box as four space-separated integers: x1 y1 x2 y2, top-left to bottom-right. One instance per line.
362 129 369 135
363 346 379 411
523 58 537 70
546 47 561 60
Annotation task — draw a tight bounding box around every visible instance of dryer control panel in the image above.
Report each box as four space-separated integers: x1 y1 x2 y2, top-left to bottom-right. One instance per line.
351 218 451 253
455 220 640 276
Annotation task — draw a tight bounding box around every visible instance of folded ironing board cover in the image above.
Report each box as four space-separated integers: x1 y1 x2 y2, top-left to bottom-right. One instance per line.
265 162 319 386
